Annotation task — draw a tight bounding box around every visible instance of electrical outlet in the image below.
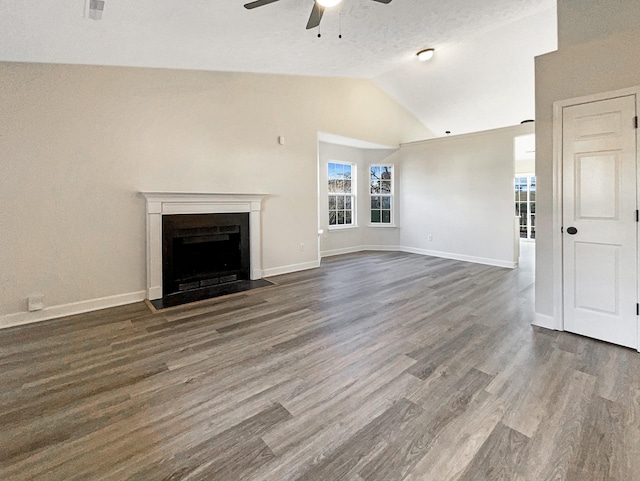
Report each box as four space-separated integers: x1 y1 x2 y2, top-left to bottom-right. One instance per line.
428 235 433 241
300 243 305 251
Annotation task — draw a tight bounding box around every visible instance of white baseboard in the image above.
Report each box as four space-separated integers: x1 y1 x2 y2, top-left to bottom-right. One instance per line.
399 246 517 269
532 312 561 331
0 290 146 330
321 246 365 258
322 245 516 268
262 260 321 278
321 245 403 258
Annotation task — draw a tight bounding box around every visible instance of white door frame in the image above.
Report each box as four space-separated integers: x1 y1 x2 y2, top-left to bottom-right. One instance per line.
551 85 640 351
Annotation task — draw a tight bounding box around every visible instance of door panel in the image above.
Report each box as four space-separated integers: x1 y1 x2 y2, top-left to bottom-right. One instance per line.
562 95 638 349
574 242 619 314
576 152 619 219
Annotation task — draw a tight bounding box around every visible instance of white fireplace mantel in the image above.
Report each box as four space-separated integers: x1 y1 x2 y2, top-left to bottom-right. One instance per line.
140 192 267 301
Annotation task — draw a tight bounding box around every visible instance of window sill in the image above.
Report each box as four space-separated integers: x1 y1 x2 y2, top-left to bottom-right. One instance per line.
328 224 359 231
367 224 397 228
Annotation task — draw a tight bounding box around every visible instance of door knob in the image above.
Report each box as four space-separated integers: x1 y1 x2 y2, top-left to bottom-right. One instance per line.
567 226 578 235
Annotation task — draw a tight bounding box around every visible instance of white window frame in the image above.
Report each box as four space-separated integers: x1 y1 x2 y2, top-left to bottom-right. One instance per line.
369 164 395 227
515 174 536 241
327 161 357 230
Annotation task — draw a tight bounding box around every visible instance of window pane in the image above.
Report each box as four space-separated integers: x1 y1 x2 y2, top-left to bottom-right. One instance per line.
345 211 352 224
344 180 352 193
381 197 391 209
381 167 392 180
328 163 337 180
343 164 352 179
381 181 391 194
382 210 391 223
530 202 536 214
519 202 527 215
345 196 352 209
531 214 536 239
337 211 345 224
371 166 381 181
329 211 337 225
336 179 344 193
335 163 344 177
329 179 337 193
371 196 381 209
328 196 336 210
371 210 381 223
371 180 380 194
337 196 345 209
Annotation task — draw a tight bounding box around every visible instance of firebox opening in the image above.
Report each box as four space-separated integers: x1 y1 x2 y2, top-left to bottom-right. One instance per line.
161 213 251 303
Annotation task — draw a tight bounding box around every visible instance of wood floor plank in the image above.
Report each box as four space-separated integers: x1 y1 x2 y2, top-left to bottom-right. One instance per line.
456 422 530 481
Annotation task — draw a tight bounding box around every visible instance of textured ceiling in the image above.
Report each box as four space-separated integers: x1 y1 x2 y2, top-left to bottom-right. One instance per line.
0 0 557 136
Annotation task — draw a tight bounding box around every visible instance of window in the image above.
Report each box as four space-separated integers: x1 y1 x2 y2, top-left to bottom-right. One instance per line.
370 165 393 224
515 175 535 239
328 162 355 227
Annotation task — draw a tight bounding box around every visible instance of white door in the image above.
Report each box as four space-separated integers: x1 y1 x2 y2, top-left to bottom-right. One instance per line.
562 95 638 349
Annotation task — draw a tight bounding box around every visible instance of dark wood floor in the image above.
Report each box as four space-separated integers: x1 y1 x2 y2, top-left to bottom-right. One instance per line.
1 245 639 480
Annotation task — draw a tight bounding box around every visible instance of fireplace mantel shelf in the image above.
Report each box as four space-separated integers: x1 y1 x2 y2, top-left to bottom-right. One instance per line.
140 192 267 301
140 192 268 204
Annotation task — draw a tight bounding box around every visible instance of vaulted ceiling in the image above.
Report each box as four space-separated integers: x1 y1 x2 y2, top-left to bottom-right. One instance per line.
0 0 557 136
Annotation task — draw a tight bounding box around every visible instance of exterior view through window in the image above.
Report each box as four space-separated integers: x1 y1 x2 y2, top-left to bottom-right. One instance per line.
328 162 355 227
515 175 535 239
370 165 393 224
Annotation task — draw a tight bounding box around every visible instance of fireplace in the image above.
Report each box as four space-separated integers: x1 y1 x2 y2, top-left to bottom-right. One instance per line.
162 213 250 297
141 192 267 308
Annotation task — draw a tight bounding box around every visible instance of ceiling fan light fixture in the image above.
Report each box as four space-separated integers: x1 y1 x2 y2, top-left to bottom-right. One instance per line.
417 48 435 62
316 0 342 8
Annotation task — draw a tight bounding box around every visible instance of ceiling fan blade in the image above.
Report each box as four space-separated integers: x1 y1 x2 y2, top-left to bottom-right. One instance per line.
306 2 324 29
370 0 392 3
244 0 281 9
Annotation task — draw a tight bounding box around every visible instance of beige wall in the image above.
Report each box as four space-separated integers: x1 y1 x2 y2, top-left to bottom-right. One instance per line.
534 0 640 318
399 123 534 268
0 62 430 320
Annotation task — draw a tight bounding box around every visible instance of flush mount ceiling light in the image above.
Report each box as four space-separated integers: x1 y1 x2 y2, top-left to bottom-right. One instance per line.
417 48 435 62
316 0 342 7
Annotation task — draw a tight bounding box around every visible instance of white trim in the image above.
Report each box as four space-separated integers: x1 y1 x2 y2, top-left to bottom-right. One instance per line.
327 161 357 229
321 245 402 258
262 260 320 278
400 246 517 268
327 224 359 231
552 102 565 330
401 123 535 147
140 192 267 300
321 244 516 268
0 290 146 330
551 85 640 337
532 313 560 330
318 131 397 150
321 246 366 257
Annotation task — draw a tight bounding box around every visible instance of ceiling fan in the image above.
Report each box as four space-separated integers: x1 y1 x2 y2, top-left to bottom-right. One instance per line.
244 0 393 30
